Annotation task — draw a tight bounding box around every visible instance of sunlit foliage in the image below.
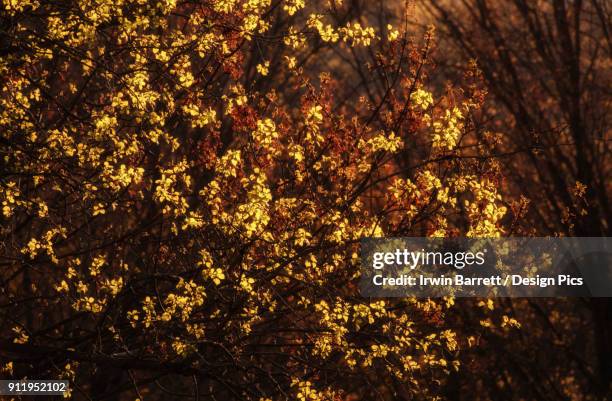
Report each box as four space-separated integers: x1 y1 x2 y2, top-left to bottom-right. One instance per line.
1 0 508 399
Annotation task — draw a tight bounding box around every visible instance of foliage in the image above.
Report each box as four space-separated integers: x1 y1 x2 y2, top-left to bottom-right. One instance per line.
0 0 510 399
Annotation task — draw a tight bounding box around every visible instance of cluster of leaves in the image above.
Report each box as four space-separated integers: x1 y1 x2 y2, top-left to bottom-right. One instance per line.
1 0 511 399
